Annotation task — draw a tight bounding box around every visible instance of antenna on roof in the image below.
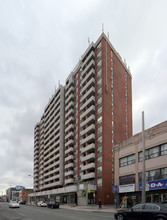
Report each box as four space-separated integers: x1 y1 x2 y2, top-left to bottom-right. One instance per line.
102 23 104 33
88 37 90 45
58 80 60 85
107 32 109 39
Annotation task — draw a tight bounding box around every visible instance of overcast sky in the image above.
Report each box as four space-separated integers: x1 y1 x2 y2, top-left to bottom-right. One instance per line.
0 0 167 194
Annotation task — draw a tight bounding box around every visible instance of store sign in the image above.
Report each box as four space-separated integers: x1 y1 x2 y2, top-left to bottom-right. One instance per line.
113 185 117 193
16 186 23 191
119 184 135 193
139 179 167 191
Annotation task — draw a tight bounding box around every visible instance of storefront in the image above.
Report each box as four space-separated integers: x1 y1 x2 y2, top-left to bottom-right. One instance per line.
115 179 167 208
139 179 167 203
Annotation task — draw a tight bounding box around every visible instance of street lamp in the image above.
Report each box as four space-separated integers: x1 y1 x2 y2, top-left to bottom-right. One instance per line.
28 175 36 203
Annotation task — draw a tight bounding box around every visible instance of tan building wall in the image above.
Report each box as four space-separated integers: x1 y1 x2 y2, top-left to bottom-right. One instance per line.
19 189 34 203
114 120 167 205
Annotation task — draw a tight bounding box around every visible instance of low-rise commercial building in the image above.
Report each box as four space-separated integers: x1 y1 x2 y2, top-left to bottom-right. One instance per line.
19 189 33 203
114 121 167 207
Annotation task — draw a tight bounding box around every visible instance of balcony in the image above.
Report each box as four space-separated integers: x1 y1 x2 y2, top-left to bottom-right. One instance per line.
65 124 74 133
65 139 74 148
81 162 95 171
82 60 95 77
80 115 95 128
80 87 95 103
43 167 59 177
43 181 60 189
65 147 73 155
65 101 74 112
82 51 95 69
65 116 74 126
80 124 95 136
65 93 74 104
65 171 73 177
65 155 73 162
80 96 95 111
66 78 74 89
81 78 95 94
81 68 95 87
65 109 74 119
44 153 60 166
65 178 73 184
81 172 95 180
65 163 73 169
44 146 60 160
44 160 59 171
44 174 59 183
80 105 95 120
44 139 60 153
81 153 95 162
81 143 95 154
65 131 74 140
80 134 95 145
65 86 74 98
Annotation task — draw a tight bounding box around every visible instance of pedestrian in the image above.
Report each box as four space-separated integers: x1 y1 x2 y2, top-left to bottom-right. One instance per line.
98 199 102 209
114 198 117 208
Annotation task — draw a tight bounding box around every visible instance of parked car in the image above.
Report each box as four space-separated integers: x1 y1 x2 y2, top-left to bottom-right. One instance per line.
37 201 47 207
47 201 59 209
162 201 167 208
19 200 26 204
114 203 167 220
9 200 20 208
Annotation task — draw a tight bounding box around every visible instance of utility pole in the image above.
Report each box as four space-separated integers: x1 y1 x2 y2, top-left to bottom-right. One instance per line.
142 111 146 203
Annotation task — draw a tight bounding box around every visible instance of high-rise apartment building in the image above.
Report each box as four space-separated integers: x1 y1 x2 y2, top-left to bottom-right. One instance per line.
32 33 132 205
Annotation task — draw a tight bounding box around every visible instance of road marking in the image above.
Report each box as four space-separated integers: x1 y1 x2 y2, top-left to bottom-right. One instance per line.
19 213 26 216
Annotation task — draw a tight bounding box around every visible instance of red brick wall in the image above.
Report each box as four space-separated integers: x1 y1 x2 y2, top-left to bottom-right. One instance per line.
96 37 132 205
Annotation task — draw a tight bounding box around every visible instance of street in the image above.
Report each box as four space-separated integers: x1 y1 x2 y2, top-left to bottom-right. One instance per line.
0 203 115 220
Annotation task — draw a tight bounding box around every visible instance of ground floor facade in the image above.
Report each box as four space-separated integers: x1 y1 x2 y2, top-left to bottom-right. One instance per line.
28 183 96 206
114 179 167 208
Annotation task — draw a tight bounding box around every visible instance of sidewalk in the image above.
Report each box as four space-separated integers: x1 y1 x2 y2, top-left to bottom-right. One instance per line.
60 204 116 213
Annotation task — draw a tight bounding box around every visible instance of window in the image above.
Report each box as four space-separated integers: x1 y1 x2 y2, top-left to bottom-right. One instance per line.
97 145 102 153
111 50 113 58
97 97 102 105
97 178 102 186
97 126 102 134
139 146 160 161
161 143 167 156
97 78 102 85
97 87 102 95
146 146 160 159
74 174 78 180
119 154 135 167
97 69 102 77
97 136 102 144
119 174 135 185
97 116 102 124
97 106 102 115
138 168 166 182
133 204 145 210
97 156 102 163
97 166 102 173
97 42 101 49
162 167 167 179
97 50 102 58
97 60 102 68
